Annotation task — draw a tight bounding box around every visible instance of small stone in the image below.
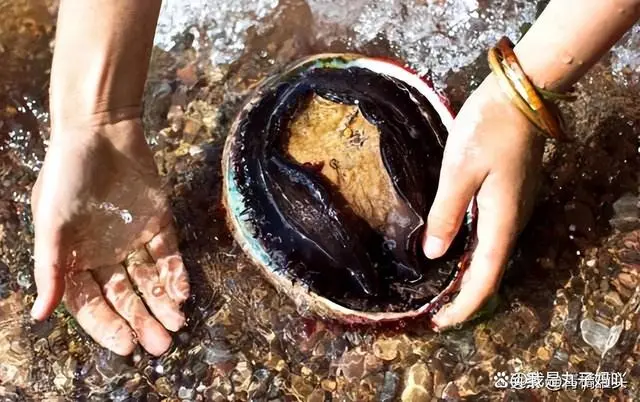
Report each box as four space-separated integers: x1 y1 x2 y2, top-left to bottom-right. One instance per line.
441 382 460 400
363 354 383 373
177 63 199 87
183 118 203 139
373 337 401 361
431 363 447 398
178 386 195 400
618 273 638 289
248 368 271 398
204 389 226 402
401 386 429 402
536 346 552 361
291 374 314 399
301 366 312 377
378 371 399 402
231 360 252 391
202 341 235 366
604 291 624 308
401 362 432 401
53 374 72 390
110 388 130 402
337 350 365 381
320 378 336 392
155 377 174 397
580 318 623 356
189 145 203 156
454 373 479 397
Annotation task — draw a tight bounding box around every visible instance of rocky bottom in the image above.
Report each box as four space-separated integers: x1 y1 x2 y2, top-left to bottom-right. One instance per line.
0 0 638 400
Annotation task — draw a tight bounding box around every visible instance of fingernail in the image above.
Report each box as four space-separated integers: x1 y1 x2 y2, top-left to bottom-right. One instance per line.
30 296 45 320
431 303 454 330
424 236 446 259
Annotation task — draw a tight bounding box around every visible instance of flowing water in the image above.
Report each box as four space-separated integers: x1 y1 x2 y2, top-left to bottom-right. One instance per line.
0 0 639 400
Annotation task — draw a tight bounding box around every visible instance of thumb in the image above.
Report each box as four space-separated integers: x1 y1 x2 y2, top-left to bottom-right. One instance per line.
31 224 66 320
423 160 484 259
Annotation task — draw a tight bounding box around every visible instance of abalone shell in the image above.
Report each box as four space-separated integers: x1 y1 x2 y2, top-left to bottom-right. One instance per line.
222 53 476 323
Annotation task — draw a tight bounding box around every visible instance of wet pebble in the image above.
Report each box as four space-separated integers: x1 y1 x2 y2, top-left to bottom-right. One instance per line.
202 340 235 366
155 376 174 397
320 378 336 392
609 193 640 231
266 375 286 399
248 368 271 398
109 388 130 402
231 360 252 391
178 385 195 400
95 349 132 381
401 362 432 402
580 318 623 355
378 371 399 402
604 291 624 308
373 337 401 361
290 374 314 399
337 349 365 381
618 272 638 289
204 389 226 402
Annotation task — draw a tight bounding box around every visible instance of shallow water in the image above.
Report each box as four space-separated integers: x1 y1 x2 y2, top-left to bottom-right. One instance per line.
0 0 639 400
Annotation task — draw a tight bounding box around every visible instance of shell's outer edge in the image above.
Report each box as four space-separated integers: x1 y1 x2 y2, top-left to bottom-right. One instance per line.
222 53 476 324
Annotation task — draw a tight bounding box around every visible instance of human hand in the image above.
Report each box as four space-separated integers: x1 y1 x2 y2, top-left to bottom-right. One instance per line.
30 117 190 356
423 75 544 329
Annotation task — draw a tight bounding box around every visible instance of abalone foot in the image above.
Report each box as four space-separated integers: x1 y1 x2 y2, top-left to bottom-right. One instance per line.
222 53 477 324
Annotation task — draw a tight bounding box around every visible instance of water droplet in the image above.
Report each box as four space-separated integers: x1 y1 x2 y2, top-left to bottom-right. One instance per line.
120 210 133 224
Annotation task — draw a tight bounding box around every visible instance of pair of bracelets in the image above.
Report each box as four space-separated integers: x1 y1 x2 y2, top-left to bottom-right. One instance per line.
487 36 576 141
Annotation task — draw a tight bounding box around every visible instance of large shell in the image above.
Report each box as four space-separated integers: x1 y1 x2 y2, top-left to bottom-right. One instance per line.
222 53 476 324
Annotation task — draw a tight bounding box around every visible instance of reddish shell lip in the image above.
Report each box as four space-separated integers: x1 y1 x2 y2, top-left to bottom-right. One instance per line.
223 52 476 326
368 55 456 118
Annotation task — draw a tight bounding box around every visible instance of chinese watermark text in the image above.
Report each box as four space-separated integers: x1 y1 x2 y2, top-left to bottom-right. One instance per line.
493 371 627 390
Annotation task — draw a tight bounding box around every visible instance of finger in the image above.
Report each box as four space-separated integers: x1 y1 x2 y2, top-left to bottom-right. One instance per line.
63 271 136 356
423 147 485 259
31 224 66 321
124 249 186 332
431 176 517 329
92 264 172 356
145 225 190 304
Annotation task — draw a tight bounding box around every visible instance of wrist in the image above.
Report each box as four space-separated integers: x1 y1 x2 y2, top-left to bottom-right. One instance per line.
49 0 161 133
511 0 640 93
49 101 142 134
49 59 144 131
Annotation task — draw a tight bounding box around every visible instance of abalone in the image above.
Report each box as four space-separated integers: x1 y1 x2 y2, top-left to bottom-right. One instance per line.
222 54 476 323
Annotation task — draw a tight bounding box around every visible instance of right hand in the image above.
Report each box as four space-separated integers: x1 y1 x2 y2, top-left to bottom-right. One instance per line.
423 75 544 329
31 117 190 356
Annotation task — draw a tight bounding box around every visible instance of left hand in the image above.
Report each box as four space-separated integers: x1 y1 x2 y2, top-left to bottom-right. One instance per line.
31 117 190 356
423 75 544 329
